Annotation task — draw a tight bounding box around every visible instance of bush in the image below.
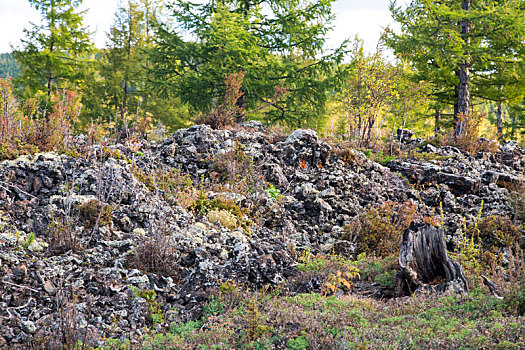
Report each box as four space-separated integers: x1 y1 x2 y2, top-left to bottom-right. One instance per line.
342 201 416 257
132 165 196 209
131 219 182 280
473 215 522 249
210 141 263 195
0 78 79 160
207 209 238 229
47 212 81 255
356 254 399 289
509 182 525 222
77 199 113 230
196 72 245 129
191 192 253 233
443 112 500 155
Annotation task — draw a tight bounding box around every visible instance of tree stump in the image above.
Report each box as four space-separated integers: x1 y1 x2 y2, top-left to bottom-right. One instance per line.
394 222 469 296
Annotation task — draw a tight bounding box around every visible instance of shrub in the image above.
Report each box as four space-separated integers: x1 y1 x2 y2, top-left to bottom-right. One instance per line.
132 165 196 208
443 112 500 155
356 253 399 289
191 192 253 233
207 209 238 229
473 215 522 249
342 201 416 257
509 182 525 222
131 219 181 279
47 212 81 255
0 79 79 160
77 199 113 230
210 141 263 195
196 72 245 129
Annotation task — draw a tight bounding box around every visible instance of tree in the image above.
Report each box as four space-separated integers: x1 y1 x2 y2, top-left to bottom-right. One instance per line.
337 41 400 146
12 0 93 99
81 0 189 132
148 0 348 128
0 54 20 79
387 0 525 136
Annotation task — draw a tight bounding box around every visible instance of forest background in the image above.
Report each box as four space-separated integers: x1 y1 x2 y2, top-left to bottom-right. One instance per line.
0 0 524 150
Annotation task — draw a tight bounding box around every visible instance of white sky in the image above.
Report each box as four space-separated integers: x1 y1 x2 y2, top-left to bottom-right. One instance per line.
0 0 400 55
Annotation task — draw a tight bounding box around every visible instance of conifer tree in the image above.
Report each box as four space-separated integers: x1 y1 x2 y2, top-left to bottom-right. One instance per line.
148 0 348 128
387 0 525 136
13 0 93 98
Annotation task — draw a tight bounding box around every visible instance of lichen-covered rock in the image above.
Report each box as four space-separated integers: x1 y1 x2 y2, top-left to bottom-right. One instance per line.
0 125 522 347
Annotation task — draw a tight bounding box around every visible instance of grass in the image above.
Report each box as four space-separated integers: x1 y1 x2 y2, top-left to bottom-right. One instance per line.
125 287 524 350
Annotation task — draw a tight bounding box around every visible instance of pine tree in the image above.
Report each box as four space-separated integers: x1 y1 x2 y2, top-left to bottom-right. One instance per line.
12 0 93 98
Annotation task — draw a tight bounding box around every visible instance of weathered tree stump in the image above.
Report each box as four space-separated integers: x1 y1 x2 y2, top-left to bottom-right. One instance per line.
394 222 469 296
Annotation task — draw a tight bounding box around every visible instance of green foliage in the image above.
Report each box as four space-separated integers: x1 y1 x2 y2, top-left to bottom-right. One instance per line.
361 149 396 166
357 254 399 289
80 0 190 132
13 0 93 98
136 287 525 349
23 232 36 249
191 192 253 233
504 284 525 316
386 0 525 136
137 289 164 326
287 332 308 350
0 53 20 78
149 0 348 128
264 184 282 201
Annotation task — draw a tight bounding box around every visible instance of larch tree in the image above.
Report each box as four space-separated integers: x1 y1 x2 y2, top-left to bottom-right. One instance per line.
148 0 348 128
387 0 525 137
12 0 93 99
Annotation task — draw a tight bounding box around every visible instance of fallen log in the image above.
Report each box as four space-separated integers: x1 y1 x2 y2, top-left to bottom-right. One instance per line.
394 222 469 296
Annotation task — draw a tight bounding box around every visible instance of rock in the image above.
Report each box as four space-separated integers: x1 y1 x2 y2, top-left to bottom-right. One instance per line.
21 321 36 334
397 128 414 144
43 280 56 295
285 129 319 145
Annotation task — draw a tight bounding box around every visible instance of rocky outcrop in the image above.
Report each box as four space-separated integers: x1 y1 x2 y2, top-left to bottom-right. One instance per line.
0 124 522 347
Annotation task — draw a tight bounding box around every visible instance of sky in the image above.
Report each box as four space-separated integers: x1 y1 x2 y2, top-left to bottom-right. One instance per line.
0 0 400 54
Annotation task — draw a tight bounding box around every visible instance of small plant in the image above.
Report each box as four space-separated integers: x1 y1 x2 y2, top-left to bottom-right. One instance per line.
210 141 263 195
131 164 195 208
207 209 238 229
191 192 253 233
357 253 399 289
130 217 181 279
342 201 416 257
47 212 81 255
509 182 525 222
287 332 309 350
197 71 245 129
23 231 35 249
140 290 164 326
321 268 360 296
265 184 282 200
77 199 113 230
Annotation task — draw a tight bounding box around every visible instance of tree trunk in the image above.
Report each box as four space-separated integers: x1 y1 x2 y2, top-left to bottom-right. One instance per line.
394 223 469 297
455 0 471 137
496 100 503 140
434 109 441 135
